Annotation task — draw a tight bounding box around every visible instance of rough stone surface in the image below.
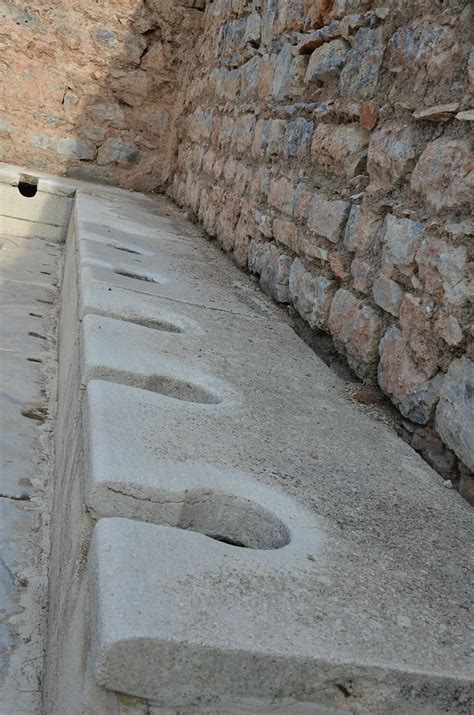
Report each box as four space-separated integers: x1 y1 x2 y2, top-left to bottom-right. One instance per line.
436 358 474 471
289 258 336 330
367 125 417 192
311 123 370 179
411 139 474 211
378 327 443 425
307 194 350 242
381 215 425 277
46 183 474 715
0 228 61 714
0 0 203 189
328 289 382 379
1 0 473 495
167 0 473 472
305 39 349 83
372 274 404 317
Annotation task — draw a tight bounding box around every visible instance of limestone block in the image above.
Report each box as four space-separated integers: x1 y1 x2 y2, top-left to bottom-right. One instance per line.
259 244 292 303
415 238 470 308
343 204 382 254
271 43 305 99
411 139 474 211
257 54 275 98
78 236 276 321
311 123 370 179
372 274 404 317
380 214 424 278
46 183 474 714
266 119 287 157
328 289 382 379
97 138 141 166
378 327 443 425
273 218 298 251
293 183 312 221
30 134 97 161
0 185 73 240
339 27 384 98
240 56 260 98
88 516 324 703
434 314 464 348
243 11 261 45
289 258 336 330
435 358 474 471
268 176 294 216
351 257 374 293
232 114 256 156
399 294 440 379
284 118 314 159
367 125 417 193
307 194 350 242
87 103 127 129
305 39 349 83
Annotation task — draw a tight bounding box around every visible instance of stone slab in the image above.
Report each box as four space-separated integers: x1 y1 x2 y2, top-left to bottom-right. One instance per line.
0 216 65 242
48 181 474 714
78 234 278 319
89 518 472 714
0 185 73 227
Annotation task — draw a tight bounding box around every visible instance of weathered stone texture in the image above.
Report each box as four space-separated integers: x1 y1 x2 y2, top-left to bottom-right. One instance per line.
3 0 473 486
0 0 203 189
167 0 473 486
436 359 474 471
329 290 382 379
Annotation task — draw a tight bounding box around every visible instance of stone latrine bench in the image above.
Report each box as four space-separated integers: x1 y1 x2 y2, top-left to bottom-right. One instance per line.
43 186 471 714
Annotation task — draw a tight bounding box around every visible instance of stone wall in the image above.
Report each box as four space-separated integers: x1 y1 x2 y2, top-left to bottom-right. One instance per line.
0 0 203 190
169 0 473 499
1 0 473 497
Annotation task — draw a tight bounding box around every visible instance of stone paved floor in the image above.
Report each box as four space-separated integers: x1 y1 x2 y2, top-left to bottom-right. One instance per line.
0 234 61 714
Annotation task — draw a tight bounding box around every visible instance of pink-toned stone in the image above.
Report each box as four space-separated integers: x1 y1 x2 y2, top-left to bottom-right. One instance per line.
307 194 350 242
359 101 379 130
328 251 351 280
411 139 474 211
311 123 370 179
257 55 275 99
251 120 266 158
434 314 464 347
273 219 298 251
415 238 470 307
297 238 329 262
372 274 404 317
378 326 443 424
367 124 417 192
268 176 294 216
399 294 439 379
351 258 374 294
328 289 382 379
343 205 382 254
293 184 312 221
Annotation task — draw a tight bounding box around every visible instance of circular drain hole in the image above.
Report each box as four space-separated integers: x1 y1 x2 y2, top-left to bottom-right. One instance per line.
18 175 38 197
177 493 290 550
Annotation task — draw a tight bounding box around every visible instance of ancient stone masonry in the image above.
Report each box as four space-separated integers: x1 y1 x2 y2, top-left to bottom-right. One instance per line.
0 0 203 190
1 0 473 498
169 0 474 499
